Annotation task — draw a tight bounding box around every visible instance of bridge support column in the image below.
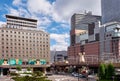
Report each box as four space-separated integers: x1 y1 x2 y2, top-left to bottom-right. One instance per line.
0 68 3 76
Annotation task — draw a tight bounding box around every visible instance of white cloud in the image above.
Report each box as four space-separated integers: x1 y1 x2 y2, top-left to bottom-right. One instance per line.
13 0 21 6
26 0 101 23
50 33 69 51
60 23 70 28
0 21 5 27
8 7 20 16
38 17 51 26
50 28 58 32
53 0 101 22
27 0 53 15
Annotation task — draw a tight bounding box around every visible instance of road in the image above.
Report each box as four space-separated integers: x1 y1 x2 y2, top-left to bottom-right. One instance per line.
0 76 14 81
47 75 86 81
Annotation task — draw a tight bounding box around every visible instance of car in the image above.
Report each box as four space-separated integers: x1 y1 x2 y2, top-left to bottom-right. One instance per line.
46 72 53 76
72 72 79 77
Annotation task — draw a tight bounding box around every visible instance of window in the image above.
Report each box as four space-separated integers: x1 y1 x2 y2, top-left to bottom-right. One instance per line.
1 34 4 36
2 46 4 48
2 54 4 57
1 30 4 32
6 51 8 53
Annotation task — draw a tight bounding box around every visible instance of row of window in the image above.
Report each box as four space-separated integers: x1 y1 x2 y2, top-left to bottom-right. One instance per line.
1 38 48 41
1 39 49 43
2 50 48 54
1 42 49 47
2 54 48 58
2 46 49 50
1 30 48 37
7 19 37 25
7 24 36 28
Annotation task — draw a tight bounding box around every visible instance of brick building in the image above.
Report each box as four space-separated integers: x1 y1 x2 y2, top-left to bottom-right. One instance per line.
68 12 101 65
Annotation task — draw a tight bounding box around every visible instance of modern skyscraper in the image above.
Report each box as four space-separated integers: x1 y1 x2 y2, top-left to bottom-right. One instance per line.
70 12 101 45
68 12 101 65
101 0 120 24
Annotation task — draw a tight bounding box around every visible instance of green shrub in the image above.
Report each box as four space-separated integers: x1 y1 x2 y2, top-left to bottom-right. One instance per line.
10 73 19 76
16 65 22 71
12 76 51 81
27 67 31 71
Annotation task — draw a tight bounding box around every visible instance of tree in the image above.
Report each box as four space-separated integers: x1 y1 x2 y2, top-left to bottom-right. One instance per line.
98 63 106 79
106 63 115 79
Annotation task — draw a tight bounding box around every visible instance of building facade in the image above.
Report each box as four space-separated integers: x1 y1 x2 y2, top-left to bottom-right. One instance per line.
101 0 120 24
50 51 67 63
0 15 50 65
100 22 120 62
68 12 101 65
100 0 120 62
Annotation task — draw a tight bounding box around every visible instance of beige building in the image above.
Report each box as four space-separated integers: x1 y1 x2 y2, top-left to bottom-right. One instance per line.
0 15 50 65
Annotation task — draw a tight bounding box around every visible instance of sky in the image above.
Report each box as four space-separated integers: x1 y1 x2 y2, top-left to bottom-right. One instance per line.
0 0 101 51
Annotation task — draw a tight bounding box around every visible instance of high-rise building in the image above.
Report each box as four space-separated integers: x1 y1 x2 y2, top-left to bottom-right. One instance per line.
70 12 101 45
68 12 101 65
99 22 120 61
0 15 50 66
101 0 120 24
100 0 120 61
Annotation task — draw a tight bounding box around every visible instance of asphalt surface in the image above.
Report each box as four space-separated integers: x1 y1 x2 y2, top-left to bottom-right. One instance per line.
0 76 14 81
47 75 86 81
